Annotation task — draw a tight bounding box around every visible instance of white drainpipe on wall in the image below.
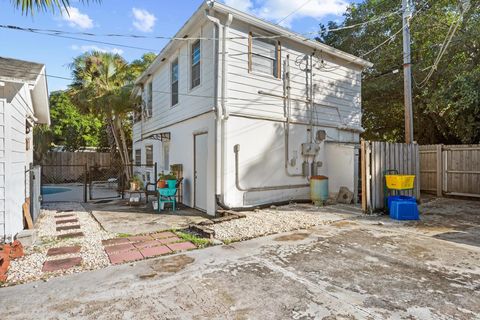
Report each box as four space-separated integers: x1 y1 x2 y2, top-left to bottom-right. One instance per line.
205 8 233 209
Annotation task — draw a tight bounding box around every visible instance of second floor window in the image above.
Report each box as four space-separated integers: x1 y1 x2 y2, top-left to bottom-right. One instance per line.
145 145 153 166
146 81 153 117
249 33 280 78
191 40 201 89
135 149 141 166
171 58 179 106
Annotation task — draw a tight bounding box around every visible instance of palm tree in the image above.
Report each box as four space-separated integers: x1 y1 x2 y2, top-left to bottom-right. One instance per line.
12 0 99 15
69 51 140 179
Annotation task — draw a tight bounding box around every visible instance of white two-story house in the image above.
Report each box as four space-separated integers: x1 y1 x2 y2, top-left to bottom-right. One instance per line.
133 1 372 216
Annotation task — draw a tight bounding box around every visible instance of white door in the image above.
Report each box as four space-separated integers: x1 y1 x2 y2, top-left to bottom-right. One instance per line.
194 133 208 211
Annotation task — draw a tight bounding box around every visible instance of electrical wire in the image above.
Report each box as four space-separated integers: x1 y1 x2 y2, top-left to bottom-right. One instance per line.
276 0 314 25
414 1 470 88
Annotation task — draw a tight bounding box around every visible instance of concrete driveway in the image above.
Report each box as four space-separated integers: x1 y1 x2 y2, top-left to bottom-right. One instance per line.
1 199 479 319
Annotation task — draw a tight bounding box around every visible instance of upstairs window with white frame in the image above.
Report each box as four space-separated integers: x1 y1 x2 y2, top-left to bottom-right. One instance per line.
191 40 201 89
171 58 179 106
249 32 281 78
134 149 141 166
146 81 153 118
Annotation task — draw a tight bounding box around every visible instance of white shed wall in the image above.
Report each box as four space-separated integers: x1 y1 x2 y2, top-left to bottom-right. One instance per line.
133 113 216 215
0 83 34 240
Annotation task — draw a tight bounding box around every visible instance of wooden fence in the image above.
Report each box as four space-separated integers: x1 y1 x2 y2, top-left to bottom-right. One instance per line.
361 141 420 213
39 152 114 183
420 144 480 198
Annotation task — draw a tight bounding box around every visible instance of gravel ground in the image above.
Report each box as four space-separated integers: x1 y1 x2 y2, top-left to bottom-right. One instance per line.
4 202 116 286
211 203 360 241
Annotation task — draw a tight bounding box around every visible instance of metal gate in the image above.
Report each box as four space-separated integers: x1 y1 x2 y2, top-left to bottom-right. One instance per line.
89 163 157 201
40 164 88 203
28 165 42 222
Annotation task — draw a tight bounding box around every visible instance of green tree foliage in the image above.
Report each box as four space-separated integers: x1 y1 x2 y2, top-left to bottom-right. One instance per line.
11 0 99 15
49 91 104 151
318 0 480 144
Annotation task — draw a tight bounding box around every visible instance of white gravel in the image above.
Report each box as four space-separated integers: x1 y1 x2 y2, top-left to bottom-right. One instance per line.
5 202 116 286
211 203 360 241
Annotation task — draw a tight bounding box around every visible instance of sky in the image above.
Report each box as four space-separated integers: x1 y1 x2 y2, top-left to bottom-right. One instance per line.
0 0 361 92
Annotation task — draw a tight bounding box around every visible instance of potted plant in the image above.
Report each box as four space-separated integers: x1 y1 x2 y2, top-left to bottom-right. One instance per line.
165 173 177 188
130 175 143 191
157 172 167 189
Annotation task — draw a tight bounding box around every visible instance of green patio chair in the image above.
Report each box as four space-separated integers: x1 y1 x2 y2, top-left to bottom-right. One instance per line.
157 178 183 212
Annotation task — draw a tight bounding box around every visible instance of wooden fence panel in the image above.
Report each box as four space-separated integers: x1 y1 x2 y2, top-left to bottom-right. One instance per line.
420 144 480 198
362 141 420 213
39 152 114 182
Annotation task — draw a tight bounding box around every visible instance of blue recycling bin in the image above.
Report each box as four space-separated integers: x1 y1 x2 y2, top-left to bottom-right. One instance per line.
388 196 419 220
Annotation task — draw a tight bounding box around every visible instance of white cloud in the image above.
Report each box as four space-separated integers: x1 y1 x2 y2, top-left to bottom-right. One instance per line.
61 7 94 29
71 45 124 55
224 0 348 27
132 8 156 32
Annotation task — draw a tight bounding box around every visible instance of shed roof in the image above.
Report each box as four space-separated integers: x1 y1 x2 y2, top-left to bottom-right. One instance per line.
0 56 50 125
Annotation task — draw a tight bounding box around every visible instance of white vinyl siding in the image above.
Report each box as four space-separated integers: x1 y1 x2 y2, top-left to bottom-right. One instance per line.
191 40 201 89
227 19 362 128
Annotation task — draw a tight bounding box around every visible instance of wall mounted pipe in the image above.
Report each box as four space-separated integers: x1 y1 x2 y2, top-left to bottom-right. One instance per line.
234 144 309 192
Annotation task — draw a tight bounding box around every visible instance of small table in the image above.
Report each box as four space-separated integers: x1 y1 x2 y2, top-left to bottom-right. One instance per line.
125 190 143 206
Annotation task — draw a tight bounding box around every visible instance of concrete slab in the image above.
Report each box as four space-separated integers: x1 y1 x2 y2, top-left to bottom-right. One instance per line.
89 202 210 235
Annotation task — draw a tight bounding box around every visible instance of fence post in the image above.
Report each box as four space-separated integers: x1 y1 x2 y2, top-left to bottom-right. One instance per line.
436 144 443 197
84 163 88 202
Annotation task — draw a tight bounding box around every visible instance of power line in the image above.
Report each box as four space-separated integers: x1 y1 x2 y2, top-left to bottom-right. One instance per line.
415 1 470 88
276 0 314 25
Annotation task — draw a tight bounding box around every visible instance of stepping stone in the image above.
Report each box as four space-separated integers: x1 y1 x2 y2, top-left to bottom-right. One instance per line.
139 245 171 258
57 209 74 213
127 235 153 243
55 214 75 219
133 240 163 249
158 237 180 245
104 243 135 254
151 231 177 239
56 225 81 232
167 242 196 252
57 232 84 239
56 219 78 225
42 257 82 272
47 245 81 256
102 238 130 246
108 250 143 265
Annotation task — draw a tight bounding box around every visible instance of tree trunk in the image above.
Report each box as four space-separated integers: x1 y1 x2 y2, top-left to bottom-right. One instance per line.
108 117 131 181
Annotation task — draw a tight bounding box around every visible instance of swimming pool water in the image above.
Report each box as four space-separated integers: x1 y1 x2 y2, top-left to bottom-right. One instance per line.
42 187 71 195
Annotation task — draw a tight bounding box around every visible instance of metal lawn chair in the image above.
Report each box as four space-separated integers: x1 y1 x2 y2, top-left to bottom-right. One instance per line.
157 178 183 212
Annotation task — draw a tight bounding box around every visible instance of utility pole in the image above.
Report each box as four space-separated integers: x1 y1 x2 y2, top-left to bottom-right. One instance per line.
402 0 414 144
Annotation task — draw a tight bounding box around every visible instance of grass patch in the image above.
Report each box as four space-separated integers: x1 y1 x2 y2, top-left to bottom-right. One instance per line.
174 231 210 247
117 233 132 238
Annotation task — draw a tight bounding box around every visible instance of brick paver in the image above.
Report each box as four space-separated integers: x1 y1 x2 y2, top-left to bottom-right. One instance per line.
108 250 143 265
102 238 130 246
151 231 177 239
127 235 153 243
104 243 135 254
56 225 81 232
133 240 163 249
57 232 84 239
139 245 172 258
158 237 181 245
167 242 196 252
55 219 79 225
55 214 75 219
47 246 81 256
42 257 82 272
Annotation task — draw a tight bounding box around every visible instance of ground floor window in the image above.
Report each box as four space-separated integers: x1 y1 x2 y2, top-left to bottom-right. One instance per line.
135 149 141 165
145 145 153 166
163 142 170 171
